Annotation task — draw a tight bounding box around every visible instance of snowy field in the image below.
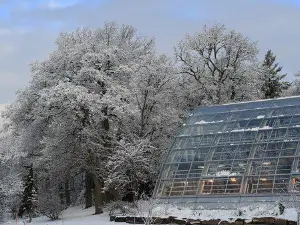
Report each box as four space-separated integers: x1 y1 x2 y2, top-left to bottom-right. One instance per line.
1 204 298 225
2 207 123 225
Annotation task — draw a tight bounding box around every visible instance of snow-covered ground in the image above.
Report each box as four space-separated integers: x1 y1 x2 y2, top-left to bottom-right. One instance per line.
2 207 123 225
155 204 297 222
1 203 297 225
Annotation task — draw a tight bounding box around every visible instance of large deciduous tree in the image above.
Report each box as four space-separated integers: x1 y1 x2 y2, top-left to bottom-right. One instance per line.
4 22 155 214
175 24 260 105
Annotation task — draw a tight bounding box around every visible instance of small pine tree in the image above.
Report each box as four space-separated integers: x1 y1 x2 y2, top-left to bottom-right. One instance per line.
18 165 38 222
261 50 290 99
279 202 285 215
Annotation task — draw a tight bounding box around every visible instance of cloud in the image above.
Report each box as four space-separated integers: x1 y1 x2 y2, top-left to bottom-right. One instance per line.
45 0 81 9
0 0 300 103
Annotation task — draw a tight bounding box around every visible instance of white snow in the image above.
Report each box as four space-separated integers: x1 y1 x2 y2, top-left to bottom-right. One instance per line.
231 128 245 132
216 170 231 176
1 203 298 224
195 120 207 124
260 125 272 130
2 207 123 225
194 120 223 125
154 203 297 222
256 115 265 119
231 126 272 132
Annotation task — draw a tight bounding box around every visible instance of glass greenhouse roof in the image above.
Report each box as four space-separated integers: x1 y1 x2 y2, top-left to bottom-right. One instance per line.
155 96 300 199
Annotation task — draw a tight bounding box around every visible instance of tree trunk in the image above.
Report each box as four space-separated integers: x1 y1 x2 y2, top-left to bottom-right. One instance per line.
85 173 94 208
93 176 104 214
65 180 71 207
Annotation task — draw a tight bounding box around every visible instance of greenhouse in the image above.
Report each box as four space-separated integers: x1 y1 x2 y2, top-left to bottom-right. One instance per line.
155 97 300 205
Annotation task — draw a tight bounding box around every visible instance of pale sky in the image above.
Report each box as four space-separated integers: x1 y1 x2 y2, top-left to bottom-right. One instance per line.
0 0 300 104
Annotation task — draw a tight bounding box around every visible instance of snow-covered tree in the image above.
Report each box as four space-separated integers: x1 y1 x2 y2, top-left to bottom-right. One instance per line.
18 165 38 222
3 22 156 215
128 54 184 149
105 139 156 202
0 110 24 221
175 23 260 105
260 50 290 99
284 71 300 96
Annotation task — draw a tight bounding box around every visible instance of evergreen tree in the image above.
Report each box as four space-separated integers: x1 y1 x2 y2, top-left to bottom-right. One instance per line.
261 50 290 99
18 165 37 222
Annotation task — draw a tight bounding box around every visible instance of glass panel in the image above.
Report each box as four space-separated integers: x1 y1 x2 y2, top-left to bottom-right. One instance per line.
157 181 172 196
276 117 292 128
281 105 297 116
161 164 178 179
175 163 191 178
189 162 204 178
256 130 272 141
276 158 293 174
256 176 275 193
183 179 199 195
242 131 257 142
180 126 194 136
273 175 289 193
207 163 218 176
286 127 300 139
200 179 214 194
270 108 283 117
270 128 287 140
290 116 300 126
173 137 189 149
239 110 255 120
231 160 247 175
260 159 278 175
170 180 185 196
180 150 195 162
191 136 202 148
262 118 278 128
226 177 242 194
211 178 228 194
247 119 263 129
235 149 250 160
194 148 209 161
170 151 183 163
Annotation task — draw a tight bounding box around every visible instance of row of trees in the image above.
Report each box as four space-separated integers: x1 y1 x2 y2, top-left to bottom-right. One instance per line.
0 22 295 221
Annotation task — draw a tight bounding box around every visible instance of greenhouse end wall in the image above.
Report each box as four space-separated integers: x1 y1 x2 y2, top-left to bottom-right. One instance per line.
154 97 300 206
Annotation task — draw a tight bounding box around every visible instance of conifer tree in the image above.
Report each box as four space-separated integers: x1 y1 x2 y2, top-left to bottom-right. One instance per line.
18 165 37 222
261 50 290 99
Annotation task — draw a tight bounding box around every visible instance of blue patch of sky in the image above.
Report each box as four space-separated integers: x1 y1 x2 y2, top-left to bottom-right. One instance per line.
0 5 10 19
168 0 208 20
85 0 110 5
272 0 300 6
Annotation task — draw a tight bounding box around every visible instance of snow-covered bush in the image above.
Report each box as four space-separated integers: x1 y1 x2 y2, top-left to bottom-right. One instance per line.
37 187 65 220
104 201 133 216
134 194 162 225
